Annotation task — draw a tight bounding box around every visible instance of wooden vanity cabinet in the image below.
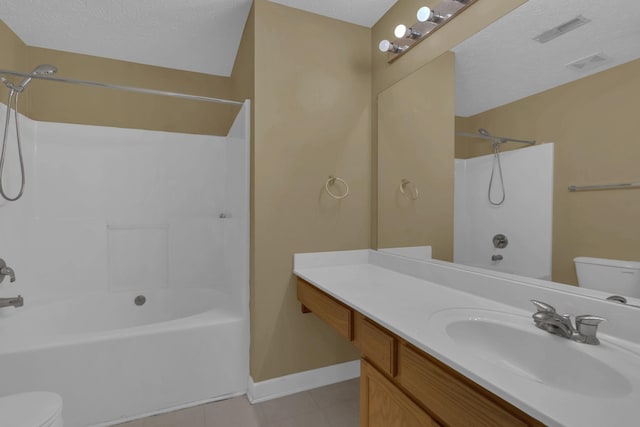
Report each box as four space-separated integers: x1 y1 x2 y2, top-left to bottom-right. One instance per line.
297 279 543 427
396 343 535 426
361 359 440 427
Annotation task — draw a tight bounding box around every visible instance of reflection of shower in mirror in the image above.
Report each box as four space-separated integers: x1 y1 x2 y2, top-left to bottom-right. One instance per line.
456 129 536 206
454 143 553 280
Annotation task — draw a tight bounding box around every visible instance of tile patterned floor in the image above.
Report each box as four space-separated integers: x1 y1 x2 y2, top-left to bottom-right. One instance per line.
116 378 359 427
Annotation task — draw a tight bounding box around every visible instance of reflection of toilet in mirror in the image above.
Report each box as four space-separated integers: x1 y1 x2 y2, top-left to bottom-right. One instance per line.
574 257 640 298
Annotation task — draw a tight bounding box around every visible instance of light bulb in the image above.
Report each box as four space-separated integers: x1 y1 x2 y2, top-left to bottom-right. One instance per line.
417 6 444 23
394 24 408 39
379 40 392 52
416 6 432 22
394 24 422 40
378 40 403 53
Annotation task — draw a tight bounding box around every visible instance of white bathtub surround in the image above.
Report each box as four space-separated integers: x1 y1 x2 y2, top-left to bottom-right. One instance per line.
0 102 250 427
247 360 360 404
454 143 553 279
294 250 640 427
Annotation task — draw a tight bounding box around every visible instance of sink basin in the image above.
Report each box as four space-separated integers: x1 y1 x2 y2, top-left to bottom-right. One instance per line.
428 309 632 398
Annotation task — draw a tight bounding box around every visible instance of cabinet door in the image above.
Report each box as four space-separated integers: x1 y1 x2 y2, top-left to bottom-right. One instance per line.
361 360 440 427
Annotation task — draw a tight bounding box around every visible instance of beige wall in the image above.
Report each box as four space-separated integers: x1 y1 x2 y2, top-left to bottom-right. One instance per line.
251 0 370 381
231 6 255 104
456 58 640 285
371 0 526 248
0 20 239 136
0 21 27 102
377 52 454 260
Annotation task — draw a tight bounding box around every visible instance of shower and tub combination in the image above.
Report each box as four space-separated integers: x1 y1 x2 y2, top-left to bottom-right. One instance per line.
454 129 554 279
0 66 250 426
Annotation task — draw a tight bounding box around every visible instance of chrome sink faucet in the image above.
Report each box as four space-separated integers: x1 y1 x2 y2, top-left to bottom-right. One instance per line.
531 300 606 345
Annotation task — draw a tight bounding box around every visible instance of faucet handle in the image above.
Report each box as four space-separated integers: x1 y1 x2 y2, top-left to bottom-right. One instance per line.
576 315 606 327
531 300 556 313
0 258 15 284
0 267 15 283
575 315 606 345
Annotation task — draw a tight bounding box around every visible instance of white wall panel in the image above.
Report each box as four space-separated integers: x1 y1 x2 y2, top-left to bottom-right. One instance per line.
0 104 248 306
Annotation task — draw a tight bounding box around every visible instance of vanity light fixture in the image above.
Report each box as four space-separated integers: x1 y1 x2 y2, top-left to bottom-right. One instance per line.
379 0 479 63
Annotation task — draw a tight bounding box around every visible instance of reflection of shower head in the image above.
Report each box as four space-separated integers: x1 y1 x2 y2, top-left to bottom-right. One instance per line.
18 64 58 90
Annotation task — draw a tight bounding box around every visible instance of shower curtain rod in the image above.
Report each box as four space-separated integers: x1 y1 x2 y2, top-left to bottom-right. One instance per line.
456 131 536 145
0 68 243 106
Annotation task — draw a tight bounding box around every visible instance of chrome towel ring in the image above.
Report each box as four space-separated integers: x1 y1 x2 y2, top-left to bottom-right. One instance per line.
325 175 349 199
400 179 419 200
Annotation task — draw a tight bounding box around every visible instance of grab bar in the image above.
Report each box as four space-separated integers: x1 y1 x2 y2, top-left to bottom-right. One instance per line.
568 182 640 192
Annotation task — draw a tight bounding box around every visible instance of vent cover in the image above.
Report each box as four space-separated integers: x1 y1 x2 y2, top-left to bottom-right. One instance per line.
566 53 611 72
533 15 591 43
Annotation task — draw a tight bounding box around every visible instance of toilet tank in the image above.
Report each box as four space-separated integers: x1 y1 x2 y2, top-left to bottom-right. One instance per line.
574 257 640 297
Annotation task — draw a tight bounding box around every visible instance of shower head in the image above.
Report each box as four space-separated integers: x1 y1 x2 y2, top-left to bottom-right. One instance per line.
478 128 491 137
18 64 58 90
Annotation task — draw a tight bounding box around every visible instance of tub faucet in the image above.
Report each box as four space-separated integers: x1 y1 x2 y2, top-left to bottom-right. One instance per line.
0 258 15 283
531 300 605 345
0 295 23 308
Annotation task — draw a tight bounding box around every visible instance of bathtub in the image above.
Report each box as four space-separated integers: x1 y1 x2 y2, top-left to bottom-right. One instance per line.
0 289 248 427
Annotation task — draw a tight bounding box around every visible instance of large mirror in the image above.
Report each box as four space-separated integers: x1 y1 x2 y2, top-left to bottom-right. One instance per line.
377 0 640 296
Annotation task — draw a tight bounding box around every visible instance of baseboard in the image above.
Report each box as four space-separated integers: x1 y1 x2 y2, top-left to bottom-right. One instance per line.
246 360 360 404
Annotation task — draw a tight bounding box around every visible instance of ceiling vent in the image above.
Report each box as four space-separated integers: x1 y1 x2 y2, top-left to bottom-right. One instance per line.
533 15 591 44
566 53 611 72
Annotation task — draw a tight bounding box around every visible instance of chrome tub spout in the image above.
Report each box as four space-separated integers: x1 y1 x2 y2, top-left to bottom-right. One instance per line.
0 295 23 308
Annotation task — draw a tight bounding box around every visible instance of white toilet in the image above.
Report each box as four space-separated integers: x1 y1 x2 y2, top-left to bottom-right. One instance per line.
574 257 640 298
0 392 63 427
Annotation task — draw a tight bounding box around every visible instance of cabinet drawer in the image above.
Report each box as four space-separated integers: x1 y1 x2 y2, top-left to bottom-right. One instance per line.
354 313 396 377
397 343 535 427
297 279 353 340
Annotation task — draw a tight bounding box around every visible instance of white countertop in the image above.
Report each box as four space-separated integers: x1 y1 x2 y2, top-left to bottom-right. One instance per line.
294 250 640 427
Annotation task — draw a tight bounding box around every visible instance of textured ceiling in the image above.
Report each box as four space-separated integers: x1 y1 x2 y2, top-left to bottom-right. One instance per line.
453 0 640 117
2 0 253 76
268 0 398 28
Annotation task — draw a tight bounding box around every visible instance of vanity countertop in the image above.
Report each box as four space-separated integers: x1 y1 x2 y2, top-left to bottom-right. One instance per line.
294 249 640 427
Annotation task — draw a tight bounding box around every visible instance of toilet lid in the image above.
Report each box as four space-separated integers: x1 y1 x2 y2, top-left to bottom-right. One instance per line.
0 392 62 427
